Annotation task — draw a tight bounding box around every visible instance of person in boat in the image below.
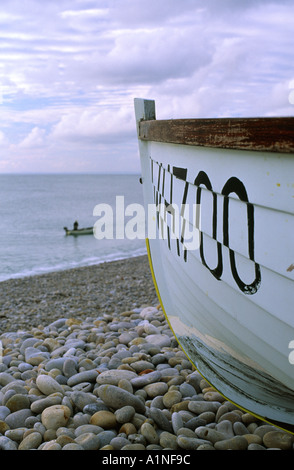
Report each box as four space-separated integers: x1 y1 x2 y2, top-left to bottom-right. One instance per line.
73 221 79 231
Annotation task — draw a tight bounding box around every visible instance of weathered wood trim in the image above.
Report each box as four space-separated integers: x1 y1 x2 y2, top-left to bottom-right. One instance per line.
138 117 294 153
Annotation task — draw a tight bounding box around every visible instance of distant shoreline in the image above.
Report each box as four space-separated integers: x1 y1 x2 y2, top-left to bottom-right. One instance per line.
0 249 147 284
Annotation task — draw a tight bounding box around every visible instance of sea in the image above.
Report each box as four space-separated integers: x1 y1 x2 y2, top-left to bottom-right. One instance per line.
0 174 147 283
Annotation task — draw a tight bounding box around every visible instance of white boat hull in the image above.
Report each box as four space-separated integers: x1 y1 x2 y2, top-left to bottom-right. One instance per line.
135 99 294 432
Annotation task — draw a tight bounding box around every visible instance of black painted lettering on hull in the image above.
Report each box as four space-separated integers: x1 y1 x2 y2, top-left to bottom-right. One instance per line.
150 158 261 295
222 177 261 295
195 171 223 281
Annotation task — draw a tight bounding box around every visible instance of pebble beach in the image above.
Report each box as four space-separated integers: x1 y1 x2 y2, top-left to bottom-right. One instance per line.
0 255 293 452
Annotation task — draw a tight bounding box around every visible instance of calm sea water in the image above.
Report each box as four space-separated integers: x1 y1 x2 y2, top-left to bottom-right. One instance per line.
0 174 147 282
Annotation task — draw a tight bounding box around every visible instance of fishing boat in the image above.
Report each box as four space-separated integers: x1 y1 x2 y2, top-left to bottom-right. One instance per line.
134 98 294 432
64 226 93 236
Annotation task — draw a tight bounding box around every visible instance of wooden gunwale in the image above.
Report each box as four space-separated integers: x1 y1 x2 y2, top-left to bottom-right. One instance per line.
138 117 294 153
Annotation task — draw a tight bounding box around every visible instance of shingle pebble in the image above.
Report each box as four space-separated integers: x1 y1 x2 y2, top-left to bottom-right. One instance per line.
0 257 293 450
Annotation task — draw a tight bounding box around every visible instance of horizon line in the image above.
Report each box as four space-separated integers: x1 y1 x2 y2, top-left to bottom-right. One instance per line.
0 171 141 176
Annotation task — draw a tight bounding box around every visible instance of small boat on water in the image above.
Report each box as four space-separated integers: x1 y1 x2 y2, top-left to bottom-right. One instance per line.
64 221 93 236
64 227 93 236
134 98 294 432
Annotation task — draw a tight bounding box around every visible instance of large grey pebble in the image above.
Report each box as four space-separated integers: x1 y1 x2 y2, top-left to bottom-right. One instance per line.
1 381 27 395
253 424 278 439
234 421 249 435
108 357 123 369
5 409 33 429
158 367 179 377
159 431 178 449
64 348 78 357
177 436 211 450
5 393 30 412
62 443 85 450
142 321 160 335
98 384 145 414
30 396 62 414
70 391 97 411
149 407 173 433
96 370 137 386
63 358 78 378
195 426 227 444
110 436 131 449
19 337 39 355
121 443 146 450
145 334 171 348
140 307 158 319
67 370 98 387
5 428 27 443
97 430 117 448
18 431 43 450
18 362 33 373
49 345 67 357
0 436 18 450
171 412 184 434
44 358 67 372
186 372 202 393
48 318 67 329
151 353 167 366
118 332 138 345
74 424 104 437
0 406 10 420
144 382 168 398
74 432 100 450
41 405 71 430
138 344 161 355
248 443 267 450
179 383 198 397
130 360 155 373
185 416 207 430
24 347 50 363
188 401 221 414
83 402 108 414
140 422 159 444
109 321 133 331
214 436 248 450
215 420 234 438
21 370 37 381
36 374 64 395
0 372 15 386
109 349 131 361
114 406 136 424
150 396 164 410
130 371 162 387
64 339 86 350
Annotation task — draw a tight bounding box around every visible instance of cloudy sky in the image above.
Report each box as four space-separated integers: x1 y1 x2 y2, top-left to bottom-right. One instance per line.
0 0 293 173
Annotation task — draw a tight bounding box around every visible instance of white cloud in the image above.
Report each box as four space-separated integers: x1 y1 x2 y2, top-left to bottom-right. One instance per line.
0 0 293 173
0 130 6 146
51 107 135 143
19 127 46 148
60 8 108 19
